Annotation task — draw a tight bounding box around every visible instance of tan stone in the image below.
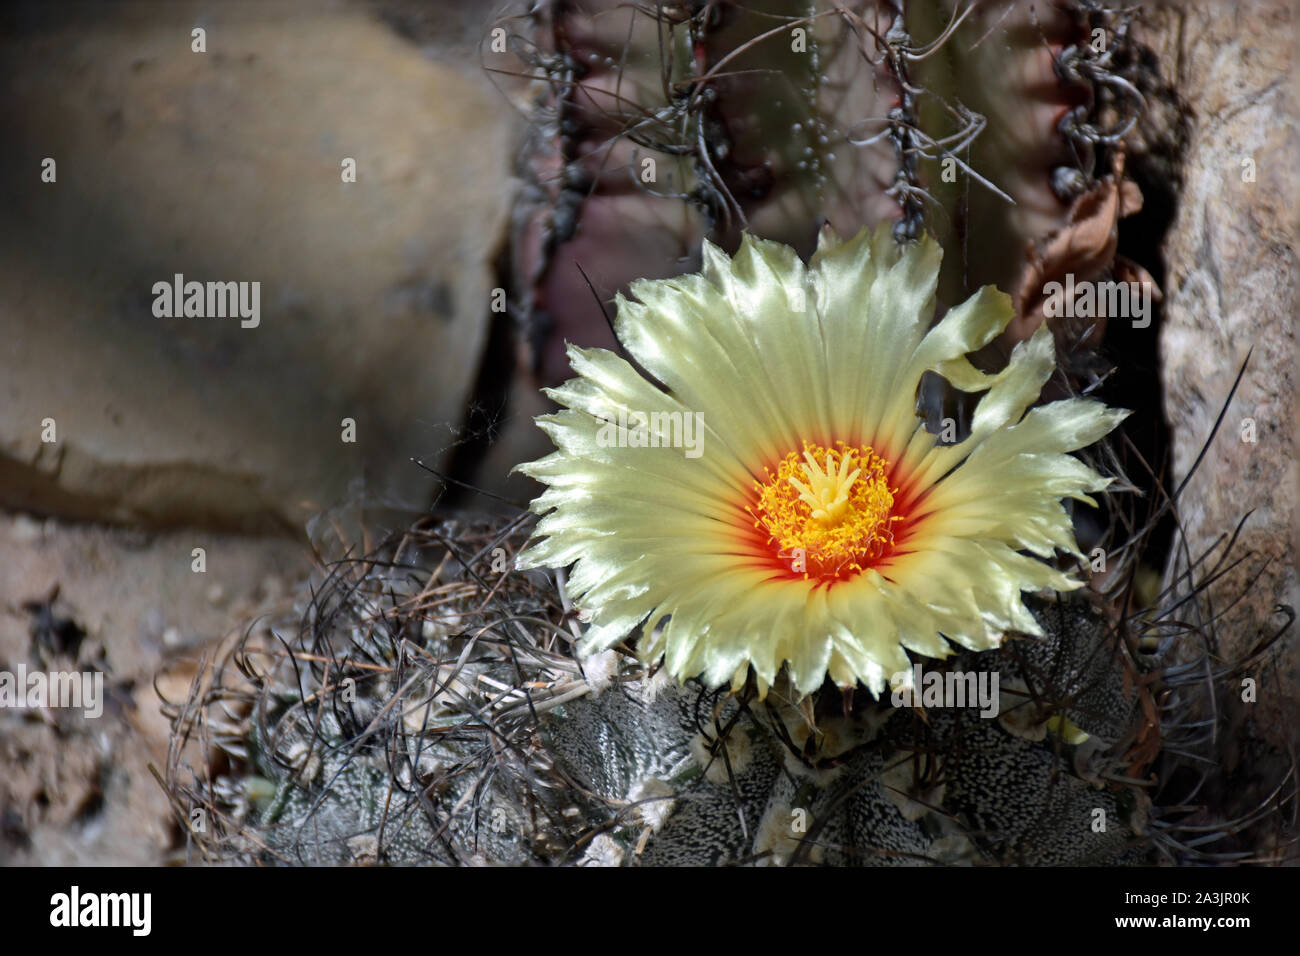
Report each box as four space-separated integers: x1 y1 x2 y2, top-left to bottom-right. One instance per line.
0 1 517 531
1145 1 1299 749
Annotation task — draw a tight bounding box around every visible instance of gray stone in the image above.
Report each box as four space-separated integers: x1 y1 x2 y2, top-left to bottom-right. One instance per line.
1144 0 1299 754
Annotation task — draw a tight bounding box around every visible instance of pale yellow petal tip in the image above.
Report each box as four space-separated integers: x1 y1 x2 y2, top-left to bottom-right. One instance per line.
512 548 543 571
1045 714 1091 745
514 225 1128 702
814 222 845 255
812 220 898 268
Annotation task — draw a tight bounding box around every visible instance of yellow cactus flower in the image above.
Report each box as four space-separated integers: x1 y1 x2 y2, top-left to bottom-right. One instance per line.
514 224 1127 698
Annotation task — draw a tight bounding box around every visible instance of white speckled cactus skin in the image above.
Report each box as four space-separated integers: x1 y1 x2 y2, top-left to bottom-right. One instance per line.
173 519 1159 866
531 597 1154 866
231 593 1154 866
165 507 1274 865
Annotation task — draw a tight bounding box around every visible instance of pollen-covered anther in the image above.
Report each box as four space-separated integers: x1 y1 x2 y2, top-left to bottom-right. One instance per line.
750 440 901 579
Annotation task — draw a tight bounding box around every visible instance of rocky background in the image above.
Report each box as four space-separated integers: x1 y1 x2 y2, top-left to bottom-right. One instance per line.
1 0 1295 865
1150 0 1298 745
0 0 518 864
1143 0 1298 840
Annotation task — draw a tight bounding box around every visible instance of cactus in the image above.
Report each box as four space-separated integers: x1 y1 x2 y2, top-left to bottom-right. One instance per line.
161 504 1286 865
498 0 1156 383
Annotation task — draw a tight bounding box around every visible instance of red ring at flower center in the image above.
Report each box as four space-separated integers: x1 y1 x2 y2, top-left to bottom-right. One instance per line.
747 440 901 581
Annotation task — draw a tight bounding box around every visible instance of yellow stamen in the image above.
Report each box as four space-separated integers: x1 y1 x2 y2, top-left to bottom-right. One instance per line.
750 441 900 579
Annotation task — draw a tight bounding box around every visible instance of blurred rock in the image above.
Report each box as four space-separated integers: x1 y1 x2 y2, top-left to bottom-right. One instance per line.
1146 1 1298 749
0 0 518 532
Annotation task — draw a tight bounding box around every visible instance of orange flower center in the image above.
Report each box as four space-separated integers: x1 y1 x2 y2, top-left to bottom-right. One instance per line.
749 441 901 580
